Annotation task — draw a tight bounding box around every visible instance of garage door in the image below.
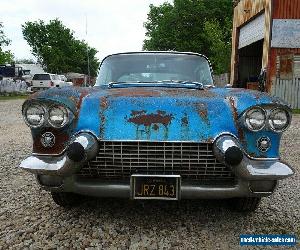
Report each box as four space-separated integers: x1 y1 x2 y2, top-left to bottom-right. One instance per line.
239 13 265 49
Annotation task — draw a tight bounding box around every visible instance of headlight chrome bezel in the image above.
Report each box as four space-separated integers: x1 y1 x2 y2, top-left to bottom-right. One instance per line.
23 102 72 129
48 105 70 128
244 107 267 132
242 105 291 133
23 103 46 128
268 108 291 132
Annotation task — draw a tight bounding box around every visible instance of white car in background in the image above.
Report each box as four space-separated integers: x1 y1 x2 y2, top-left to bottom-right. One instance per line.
31 73 57 91
31 74 72 91
59 75 73 86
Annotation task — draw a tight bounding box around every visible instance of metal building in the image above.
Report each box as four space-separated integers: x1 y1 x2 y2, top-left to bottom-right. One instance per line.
231 0 300 108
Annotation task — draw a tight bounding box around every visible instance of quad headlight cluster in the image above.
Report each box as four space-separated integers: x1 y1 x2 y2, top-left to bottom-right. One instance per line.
23 103 71 128
243 106 291 132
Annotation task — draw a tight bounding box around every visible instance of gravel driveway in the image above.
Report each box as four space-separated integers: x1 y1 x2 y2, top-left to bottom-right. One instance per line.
0 99 299 249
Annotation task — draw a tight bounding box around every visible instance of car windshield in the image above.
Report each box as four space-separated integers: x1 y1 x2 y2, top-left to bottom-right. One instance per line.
32 74 50 80
96 53 213 86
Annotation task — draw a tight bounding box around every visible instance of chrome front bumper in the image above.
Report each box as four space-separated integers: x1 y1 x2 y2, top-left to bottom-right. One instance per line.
20 153 294 181
20 134 294 199
21 153 294 199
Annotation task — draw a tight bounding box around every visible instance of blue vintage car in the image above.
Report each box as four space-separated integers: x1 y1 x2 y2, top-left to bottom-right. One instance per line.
20 52 294 211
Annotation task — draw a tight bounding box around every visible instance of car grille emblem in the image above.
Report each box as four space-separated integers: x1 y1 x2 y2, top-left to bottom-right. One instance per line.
257 136 271 152
41 132 55 148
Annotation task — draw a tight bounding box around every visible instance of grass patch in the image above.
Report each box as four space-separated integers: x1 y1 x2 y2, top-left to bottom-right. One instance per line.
0 94 29 101
292 109 300 114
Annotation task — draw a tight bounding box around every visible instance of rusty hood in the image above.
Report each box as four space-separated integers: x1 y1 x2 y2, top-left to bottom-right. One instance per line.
74 86 285 143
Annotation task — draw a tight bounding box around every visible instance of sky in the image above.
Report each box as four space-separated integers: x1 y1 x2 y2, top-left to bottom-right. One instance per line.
1 0 170 62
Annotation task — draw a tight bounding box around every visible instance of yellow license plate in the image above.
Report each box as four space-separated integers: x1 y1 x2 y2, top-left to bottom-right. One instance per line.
131 175 181 200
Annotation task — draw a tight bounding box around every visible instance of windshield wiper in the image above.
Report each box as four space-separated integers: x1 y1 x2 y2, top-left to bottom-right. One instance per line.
108 80 205 89
108 81 158 88
176 80 204 89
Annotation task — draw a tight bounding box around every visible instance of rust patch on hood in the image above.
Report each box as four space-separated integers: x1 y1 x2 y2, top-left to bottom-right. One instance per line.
228 97 238 120
127 110 173 127
131 110 146 116
162 88 217 98
100 96 108 109
77 90 89 108
110 88 161 97
152 124 159 130
99 96 108 139
181 115 189 126
198 109 208 121
195 103 209 123
105 87 218 98
227 96 245 141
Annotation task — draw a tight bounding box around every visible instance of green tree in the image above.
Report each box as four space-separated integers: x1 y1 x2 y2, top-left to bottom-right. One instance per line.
22 19 99 76
204 18 232 74
143 0 233 74
0 23 14 64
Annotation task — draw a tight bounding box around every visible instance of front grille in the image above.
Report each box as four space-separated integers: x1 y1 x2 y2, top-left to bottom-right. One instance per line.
77 141 235 185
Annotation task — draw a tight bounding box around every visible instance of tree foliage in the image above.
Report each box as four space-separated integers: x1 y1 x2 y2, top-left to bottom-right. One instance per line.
0 23 14 64
143 0 233 74
22 19 99 76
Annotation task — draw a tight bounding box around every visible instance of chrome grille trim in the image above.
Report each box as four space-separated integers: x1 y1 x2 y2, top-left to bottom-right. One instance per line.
77 141 235 183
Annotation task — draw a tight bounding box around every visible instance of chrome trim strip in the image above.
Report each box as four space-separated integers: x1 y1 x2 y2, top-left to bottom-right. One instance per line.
32 150 67 157
65 179 268 199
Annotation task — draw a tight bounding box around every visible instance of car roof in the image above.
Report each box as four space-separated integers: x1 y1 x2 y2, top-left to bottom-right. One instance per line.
102 51 209 61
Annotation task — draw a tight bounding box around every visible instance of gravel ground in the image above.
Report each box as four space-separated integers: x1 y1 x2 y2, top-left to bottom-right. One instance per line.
0 99 299 250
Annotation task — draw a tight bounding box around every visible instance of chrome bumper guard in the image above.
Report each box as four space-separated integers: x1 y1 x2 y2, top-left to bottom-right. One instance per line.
20 133 99 176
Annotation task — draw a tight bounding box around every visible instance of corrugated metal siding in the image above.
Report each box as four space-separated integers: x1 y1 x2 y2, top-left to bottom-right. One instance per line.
267 48 300 89
271 19 300 48
239 13 265 49
273 0 300 19
271 78 300 109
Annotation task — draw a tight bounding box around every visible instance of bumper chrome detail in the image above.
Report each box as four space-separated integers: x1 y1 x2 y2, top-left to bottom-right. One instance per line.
49 179 272 199
20 134 294 184
20 133 99 176
234 158 294 180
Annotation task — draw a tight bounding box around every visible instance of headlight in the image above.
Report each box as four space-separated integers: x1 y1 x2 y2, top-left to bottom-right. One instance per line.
245 107 266 131
23 104 45 128
269 108 290 132
48 105 69 128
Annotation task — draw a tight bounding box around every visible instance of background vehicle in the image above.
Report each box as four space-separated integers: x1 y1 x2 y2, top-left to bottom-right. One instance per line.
31 73 73 91
58 75 73 87
31 73 57 91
